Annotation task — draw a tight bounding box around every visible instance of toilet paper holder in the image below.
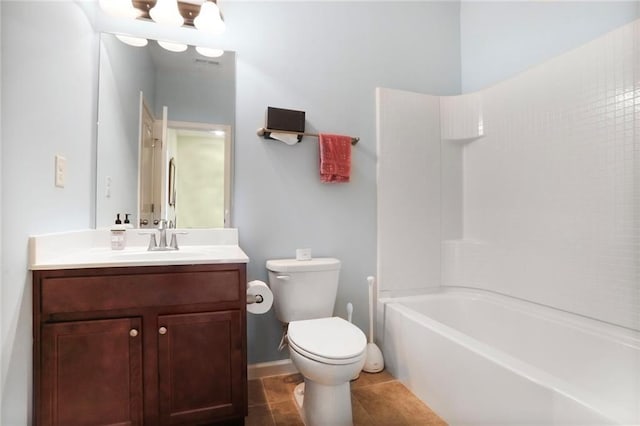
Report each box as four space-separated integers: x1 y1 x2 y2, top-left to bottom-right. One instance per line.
247 294 264 304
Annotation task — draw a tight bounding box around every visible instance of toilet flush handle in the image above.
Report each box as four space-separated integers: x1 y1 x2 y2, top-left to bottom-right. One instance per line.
276 275 290 280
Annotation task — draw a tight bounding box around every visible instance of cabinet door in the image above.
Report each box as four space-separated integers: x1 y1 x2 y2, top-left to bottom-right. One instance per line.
40 318 143 426
158 311 243 425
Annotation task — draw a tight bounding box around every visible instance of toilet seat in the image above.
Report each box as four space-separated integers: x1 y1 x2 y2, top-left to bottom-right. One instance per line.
288 317 367 365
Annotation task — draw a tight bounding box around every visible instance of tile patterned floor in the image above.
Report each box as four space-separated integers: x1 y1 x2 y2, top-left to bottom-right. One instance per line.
246 370 447 426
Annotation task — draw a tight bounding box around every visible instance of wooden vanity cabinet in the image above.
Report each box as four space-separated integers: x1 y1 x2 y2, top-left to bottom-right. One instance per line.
33 263 247 426
41 317 144 425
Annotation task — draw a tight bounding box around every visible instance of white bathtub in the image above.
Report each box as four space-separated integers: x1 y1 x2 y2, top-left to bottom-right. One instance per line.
381 288 640 426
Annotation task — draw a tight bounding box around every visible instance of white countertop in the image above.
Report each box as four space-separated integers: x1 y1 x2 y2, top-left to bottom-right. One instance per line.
29 228 249 270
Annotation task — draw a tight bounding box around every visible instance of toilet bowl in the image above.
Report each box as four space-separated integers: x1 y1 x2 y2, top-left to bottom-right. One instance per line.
287 317 367 426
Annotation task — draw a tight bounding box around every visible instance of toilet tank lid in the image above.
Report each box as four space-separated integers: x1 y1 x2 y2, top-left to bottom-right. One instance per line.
266 258 341 272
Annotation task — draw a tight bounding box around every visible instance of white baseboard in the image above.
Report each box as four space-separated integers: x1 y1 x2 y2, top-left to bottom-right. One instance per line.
248 359 299 380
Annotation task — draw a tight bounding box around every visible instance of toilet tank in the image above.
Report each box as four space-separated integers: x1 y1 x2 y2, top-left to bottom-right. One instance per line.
266 258 341 323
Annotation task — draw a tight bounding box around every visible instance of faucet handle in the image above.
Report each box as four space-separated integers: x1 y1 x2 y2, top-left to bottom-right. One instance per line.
169 231 188 250
147 234 158 251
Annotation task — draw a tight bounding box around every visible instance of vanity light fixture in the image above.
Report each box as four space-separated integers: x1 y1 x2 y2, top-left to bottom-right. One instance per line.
128 1 225 34
105 1 226 55
193 0 225 36
149 0 184 27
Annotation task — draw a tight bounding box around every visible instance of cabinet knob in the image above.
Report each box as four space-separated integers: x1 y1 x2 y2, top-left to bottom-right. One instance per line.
129 329 139 337
159 326 167 335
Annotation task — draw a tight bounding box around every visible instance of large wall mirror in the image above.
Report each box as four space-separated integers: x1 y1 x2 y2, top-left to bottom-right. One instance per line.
96 32 235 229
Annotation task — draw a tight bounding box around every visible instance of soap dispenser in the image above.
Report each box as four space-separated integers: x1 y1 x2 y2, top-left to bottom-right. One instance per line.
111 214 127 250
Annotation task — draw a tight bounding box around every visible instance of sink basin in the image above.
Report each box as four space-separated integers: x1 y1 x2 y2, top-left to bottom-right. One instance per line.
84 245 249 266
31 245 249 269
107 245 235 261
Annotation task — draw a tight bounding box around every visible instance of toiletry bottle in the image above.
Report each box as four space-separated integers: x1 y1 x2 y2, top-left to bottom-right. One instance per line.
123 213 133 229
111 214 127 250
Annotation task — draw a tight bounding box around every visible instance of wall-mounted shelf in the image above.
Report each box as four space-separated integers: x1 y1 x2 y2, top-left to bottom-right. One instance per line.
257 128 359 145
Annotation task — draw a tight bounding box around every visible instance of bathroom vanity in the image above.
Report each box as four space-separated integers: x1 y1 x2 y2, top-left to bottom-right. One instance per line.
30 229 249 426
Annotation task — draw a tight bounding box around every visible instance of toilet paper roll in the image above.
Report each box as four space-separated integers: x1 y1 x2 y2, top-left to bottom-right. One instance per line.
269 132 300 145
247 280 273 314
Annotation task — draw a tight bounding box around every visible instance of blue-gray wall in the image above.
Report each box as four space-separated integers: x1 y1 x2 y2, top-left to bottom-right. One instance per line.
460 1 640 92
1 3 98 424
1 1 638 424
225 1 462 364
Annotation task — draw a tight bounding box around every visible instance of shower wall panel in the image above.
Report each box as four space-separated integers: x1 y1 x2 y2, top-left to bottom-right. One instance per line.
451 20 639 330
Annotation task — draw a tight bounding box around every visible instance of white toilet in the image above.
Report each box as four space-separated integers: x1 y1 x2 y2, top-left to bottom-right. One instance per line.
266 258 367 426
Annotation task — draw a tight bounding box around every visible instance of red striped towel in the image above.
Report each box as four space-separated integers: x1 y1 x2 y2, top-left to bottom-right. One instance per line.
319 133 352 183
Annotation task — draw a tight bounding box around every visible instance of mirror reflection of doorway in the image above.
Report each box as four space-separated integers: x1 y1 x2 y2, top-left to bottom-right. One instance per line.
138 99 164 228
166 123 231 228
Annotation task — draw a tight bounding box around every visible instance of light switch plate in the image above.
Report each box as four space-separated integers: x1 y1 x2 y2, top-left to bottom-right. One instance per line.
55 155 66 188
105 176 112 198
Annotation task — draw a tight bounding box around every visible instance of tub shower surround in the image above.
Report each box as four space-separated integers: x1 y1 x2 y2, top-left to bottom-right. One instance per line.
377 19 639 425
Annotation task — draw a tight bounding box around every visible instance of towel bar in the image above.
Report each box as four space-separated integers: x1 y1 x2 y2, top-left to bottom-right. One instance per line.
257 128 359 145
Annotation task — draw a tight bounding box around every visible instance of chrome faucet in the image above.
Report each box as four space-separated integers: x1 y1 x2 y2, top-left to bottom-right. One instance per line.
147 219 178 251
157 219 169 249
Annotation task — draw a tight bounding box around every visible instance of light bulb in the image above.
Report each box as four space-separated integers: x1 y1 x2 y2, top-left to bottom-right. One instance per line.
99 0 142 19
195 46 224 58
194 1 226 36
158 40 188 53
116 35 148 47
150 0 184 27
